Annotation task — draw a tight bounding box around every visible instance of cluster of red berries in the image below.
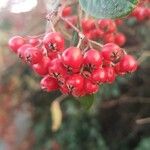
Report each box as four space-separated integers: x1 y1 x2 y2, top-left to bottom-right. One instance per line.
8 32 138 97
81 18 126 47
131 0 150 21
62 6 126 47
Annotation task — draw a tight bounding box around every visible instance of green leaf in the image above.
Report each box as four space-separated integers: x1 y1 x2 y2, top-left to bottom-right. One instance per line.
71 31 79 46
79 95 95 110
79 0 139 19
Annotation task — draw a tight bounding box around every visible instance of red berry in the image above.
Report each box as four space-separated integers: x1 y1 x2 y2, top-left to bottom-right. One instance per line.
8 36 26 53
103 33 115 43
66 74 84 93
25 47 43 64
114 33 126 47
92 68 106 83
40 75 59 92
101 43 124 63
104 67 116 83
49 58 67 79
98 19 116 33
32 56 50 76
82 19 96 33
84 79 99 94
43 32 65 52
62 6 72 17
115 19 123 26
119 55 138 73
114 63 125 76
17 44 32 60
72 88 86 97
28 38 42 47
61 47 83 69
83 49 103 70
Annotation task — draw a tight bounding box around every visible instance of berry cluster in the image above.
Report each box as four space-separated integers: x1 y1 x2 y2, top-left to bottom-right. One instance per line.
131 0 150 21
61 6 126 47
8 33 138 97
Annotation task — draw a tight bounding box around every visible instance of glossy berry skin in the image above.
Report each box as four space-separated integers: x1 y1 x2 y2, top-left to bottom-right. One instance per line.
82 19 96 33
24 47 43 64
92 68 106 83
28 38 42 47
114 63 125 76
49 58 67 79
84 79 99 94
103 33 115 44
8 36 26 53
83 49 103 70
32 56 50 76
40 75 59 92
98 19 116 33
101 43 124 63
66 74 84 93
17 44 32 60
114 33 126 47
62 6 72 17
61 47 83 69
119 55 138 73
104 67 116 83
43 32 65 52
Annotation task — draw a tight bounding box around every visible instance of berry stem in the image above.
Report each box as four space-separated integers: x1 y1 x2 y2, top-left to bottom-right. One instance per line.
88 39 103 48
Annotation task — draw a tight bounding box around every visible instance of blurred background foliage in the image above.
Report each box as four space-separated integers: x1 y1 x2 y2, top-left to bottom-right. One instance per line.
0 0 150 150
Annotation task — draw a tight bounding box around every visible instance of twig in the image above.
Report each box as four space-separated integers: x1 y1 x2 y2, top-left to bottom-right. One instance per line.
136 117 150 125
88 39 103 48
53 94 68 103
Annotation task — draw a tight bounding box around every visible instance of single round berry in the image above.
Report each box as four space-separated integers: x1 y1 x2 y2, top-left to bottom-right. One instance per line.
17 44 32 60
62 6 72 17
103 33 115 44
119 55 138 73
98 19 116 33
61 47 83 70
32 56 50 76
114 33 126 47
101 43 124 63
28 38 42 47
83 49 103 70
66 74 84 93
104 67 116 83
25 47 43 64
84 79 99 94
82 19 96 33
43 32 65 52
40 75 59 92
92 68 106 83
8 36 26 53
49 58 67 79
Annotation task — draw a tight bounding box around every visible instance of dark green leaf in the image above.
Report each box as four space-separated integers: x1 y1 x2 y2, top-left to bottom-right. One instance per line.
71 31 79 46
79 95 95 110
79 0 139 19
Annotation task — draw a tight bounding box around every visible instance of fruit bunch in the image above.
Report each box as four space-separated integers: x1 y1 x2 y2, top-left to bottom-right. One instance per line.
131 0 150 21
8 32 138 97
62 6 126 47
